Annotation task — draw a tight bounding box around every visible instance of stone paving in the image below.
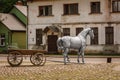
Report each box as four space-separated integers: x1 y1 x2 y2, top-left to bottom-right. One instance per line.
0 55 120 80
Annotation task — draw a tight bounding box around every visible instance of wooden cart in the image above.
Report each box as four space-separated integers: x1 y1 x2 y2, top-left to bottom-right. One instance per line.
7 49 46 67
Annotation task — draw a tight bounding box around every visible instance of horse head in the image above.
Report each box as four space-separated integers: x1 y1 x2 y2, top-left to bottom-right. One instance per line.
88 28 94 39
78 27 94 39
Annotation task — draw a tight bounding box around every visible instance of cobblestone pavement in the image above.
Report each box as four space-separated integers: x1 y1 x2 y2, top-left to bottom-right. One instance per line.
0 55 120 80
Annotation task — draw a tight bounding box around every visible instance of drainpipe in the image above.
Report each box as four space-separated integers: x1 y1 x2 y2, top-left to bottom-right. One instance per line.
26 4 28 49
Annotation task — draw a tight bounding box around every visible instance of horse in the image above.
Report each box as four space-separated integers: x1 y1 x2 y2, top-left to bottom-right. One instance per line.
57 28 94 64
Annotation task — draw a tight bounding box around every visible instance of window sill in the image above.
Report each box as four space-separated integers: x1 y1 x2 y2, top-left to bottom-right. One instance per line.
110 12 120 14
37 15 54 17
89 12 102 15
91 44 99 45
0 45 5 47
62 13 80 16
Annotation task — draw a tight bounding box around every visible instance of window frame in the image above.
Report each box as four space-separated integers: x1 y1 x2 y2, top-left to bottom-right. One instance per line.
90 2 101 14
112 0 120 12
0 33 6 47
63 3 79 15
63 28 70 36
36 29 43 46
38 5 53 16
91 27 98 45
105 27 114 45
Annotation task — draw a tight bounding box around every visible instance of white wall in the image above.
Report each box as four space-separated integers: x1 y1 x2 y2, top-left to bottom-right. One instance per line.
28 0 120 24
27 0 120 53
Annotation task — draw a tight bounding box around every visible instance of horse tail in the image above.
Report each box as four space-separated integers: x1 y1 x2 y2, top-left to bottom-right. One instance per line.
57 37 64 50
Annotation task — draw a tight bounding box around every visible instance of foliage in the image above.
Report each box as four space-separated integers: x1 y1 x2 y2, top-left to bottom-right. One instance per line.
0 0 27 13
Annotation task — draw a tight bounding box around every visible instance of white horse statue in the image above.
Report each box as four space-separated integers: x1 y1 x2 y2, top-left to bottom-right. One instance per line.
57 28 94 64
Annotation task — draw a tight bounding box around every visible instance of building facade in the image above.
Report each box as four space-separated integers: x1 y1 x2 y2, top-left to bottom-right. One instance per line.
0 5 27 53
27 0 120 54
0 13 26 52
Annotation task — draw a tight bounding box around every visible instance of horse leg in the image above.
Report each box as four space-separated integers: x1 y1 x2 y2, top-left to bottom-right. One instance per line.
67 55 70 62
63 48 69 65
77 49 81 63
81 51 85 64
81 47 85 64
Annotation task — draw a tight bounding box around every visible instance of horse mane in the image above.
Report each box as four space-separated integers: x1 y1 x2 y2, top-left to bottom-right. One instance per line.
77 28 91 38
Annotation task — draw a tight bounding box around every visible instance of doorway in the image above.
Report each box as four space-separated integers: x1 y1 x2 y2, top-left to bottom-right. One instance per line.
47 35 58 53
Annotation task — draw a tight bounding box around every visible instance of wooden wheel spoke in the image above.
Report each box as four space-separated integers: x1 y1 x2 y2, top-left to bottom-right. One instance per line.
30 52 46 66
7 50 46 66
7 51 23 67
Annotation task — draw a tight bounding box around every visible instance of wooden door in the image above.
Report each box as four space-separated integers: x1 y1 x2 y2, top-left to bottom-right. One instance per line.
48 35 58 53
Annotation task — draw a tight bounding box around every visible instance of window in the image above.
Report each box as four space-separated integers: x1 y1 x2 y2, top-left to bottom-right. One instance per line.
39 5 52 16
105 27 114 45
76 28 83 36
36 29 42 46
91 2 100 13
0 33 5 46
63 28 70 36
0 5 2 12
112 0 120 12
91 27 98 45
64 3 78 15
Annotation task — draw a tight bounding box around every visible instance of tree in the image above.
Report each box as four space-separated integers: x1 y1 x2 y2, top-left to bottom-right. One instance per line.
0 0 27 13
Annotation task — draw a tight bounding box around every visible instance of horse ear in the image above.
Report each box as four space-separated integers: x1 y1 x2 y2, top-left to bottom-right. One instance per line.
92 30 94 33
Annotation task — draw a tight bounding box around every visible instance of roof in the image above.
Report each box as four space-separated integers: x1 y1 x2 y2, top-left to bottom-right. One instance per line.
0 13 26 31
15 5 27 16
44 25 61 33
